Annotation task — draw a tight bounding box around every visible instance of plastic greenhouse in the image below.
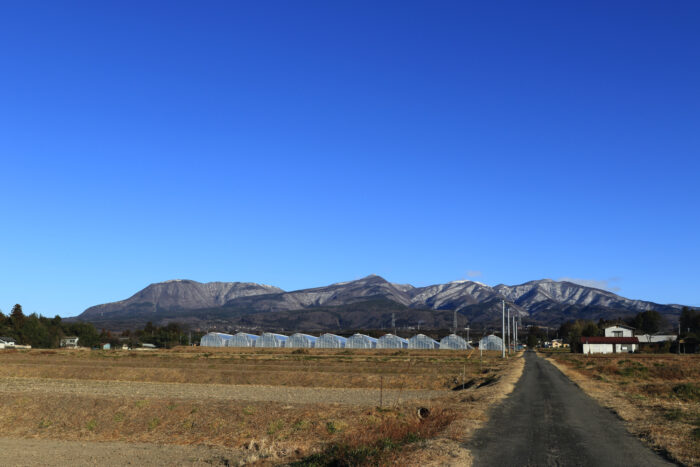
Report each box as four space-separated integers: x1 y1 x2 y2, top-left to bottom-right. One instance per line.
257 332 289 348
228 332 259 347
288 333 318 348
200 332 234 347
408 334 439 349
316 333 347 348
479 334 503 351
346 333 378 349
439 334 472 350
377 334 408 349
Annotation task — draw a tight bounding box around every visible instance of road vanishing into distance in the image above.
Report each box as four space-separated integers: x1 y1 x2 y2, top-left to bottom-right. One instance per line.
469 351 673 467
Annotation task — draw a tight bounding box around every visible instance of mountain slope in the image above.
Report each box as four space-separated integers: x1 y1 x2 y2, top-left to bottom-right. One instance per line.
80 280 283 320
73 276 686 331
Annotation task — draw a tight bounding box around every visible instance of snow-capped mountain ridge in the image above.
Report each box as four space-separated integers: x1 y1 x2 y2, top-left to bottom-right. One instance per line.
75 275 685 330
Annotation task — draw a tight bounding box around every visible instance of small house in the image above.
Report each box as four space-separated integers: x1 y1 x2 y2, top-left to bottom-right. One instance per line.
580 325 640 354
60 337 79 348
551 339 568 349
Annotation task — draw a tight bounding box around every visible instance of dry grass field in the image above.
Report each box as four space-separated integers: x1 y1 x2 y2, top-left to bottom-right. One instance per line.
544 352 700 466
0 347 524 465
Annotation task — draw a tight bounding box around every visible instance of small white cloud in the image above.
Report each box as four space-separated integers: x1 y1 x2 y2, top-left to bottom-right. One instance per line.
558 277 621 292
467 270 482 278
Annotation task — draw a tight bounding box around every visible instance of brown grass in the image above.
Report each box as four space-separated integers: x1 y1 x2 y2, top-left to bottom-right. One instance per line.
0 347 523 465
543 352 700 466
0 347 502 390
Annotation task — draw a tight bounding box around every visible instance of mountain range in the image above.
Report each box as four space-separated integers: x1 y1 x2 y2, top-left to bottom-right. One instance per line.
73 275 686 332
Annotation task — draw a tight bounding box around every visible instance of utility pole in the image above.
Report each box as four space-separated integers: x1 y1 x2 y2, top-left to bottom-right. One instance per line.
453 310 458 335
507 307 511 354
392 313 396 336
513 313 517 351
502 300 506 358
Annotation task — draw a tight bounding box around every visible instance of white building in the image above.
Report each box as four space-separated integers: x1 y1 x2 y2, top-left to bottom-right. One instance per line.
582 325 638 354
0 337 16 349
60 337 79 348
604 325 634 338
636 334 677 344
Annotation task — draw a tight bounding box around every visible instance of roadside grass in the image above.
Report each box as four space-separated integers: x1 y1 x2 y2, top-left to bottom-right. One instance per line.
546 353 700 466
292 408 455 466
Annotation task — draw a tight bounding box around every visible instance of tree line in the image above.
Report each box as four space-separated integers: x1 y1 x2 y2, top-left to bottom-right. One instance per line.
0 304 101 348
0 304 200 349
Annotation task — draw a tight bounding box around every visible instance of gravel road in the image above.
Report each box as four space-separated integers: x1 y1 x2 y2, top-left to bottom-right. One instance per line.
0 376 443 406
469 351 673 466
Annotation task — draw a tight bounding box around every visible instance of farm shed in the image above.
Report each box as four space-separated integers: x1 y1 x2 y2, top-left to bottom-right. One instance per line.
408 334 439 349
200 332 234 347
479 334 503 351
346 333 378 349
439 334 471 350
257 332 288 348
288 333 318 348
377 334 408 349
228 332 259 347
316 333 347 348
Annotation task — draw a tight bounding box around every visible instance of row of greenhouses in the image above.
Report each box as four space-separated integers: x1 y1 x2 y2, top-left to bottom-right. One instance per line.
199 332 501 350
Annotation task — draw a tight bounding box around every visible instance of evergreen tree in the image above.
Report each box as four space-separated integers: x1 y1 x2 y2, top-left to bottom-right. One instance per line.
10 304 25 329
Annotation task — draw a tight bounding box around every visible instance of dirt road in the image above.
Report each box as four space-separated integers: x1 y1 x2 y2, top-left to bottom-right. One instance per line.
469 351 673 466
0 376 442 406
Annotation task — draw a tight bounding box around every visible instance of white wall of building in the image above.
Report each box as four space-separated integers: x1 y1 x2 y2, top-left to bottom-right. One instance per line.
604 326 633 337
583 343 613 354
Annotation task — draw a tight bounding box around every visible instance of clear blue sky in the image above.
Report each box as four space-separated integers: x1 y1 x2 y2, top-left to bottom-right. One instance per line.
1 1 699 317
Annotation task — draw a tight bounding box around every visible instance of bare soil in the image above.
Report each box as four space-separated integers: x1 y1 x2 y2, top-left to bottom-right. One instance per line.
0 376 441 405
0 347 523 465
0 437 240 466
